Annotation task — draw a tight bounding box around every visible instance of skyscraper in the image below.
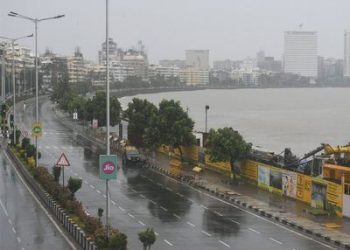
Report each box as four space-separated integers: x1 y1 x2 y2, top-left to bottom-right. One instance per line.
344 29 350 78
185 50 209 70
283 31 318 77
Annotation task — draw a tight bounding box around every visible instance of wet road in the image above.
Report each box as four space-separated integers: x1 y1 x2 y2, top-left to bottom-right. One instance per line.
0 143 75 249
17 97 337 250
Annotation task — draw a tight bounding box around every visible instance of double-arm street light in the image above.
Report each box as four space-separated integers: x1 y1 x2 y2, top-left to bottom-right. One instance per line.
8 11 65 167
0 34 33 145
205 105 210 133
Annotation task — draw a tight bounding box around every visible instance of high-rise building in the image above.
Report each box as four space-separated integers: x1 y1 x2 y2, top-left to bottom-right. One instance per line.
283 31 318 77
98 38 119 64
185 50 209 70
68 47 87 84
344 29 350 78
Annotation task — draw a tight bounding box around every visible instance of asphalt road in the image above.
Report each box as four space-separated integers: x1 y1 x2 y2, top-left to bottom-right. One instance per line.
0 141 76 249
16 97 338 250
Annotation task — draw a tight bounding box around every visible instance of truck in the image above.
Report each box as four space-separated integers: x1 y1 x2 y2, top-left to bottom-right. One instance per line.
122 146 142 167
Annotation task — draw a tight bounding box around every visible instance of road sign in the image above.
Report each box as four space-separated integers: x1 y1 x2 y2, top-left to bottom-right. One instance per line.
56 153 70 167
32 122 42 137
99 155 118 180
92 119 98 129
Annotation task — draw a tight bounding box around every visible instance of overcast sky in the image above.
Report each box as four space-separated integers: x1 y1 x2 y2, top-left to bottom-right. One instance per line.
1 0 349 64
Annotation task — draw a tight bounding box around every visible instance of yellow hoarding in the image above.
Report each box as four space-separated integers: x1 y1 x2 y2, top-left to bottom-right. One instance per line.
241 160 258 181
296 174 312 203
326 181 342 216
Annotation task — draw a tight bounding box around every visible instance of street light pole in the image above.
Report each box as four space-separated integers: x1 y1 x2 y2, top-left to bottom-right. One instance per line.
8 11 65 166
105 0 110 239
0 34 33 146
205 105 210 133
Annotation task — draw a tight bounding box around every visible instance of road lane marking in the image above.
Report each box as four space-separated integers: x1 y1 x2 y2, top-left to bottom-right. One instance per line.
102 194 106 198
200 205 208 210
186 221 196 227
166 187 172 191
230 219 240 225
16 237 21 243
201 230 212 237
188 198 195 203
219 240 230 248
138 220 146 226
127 213 135 219
0 198 9 216
139 194 146 199
90 184 95 189
173 213 181 219
117 180 121 184
269 237 283 245
154 231 159 236
74 173 78 176
111 200 116 205
119 206 125 212
156 183 163 187
176 192 184 198
164 239 173 246
160 206 168 212
130 188 137 192
249 228 261 234
96 189 101 194
8 218 12 225
12 227 16 234
83 180 88 184
150 200 157 205
214 211 223 217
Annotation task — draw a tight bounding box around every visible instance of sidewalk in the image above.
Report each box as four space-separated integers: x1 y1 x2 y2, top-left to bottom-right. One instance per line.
53 105 350 248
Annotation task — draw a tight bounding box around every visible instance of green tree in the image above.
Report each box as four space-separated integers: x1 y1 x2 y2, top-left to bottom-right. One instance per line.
138 228 156 250
52 166 61 182
145 100 195 159
108 233 128 250
21 137 30 149
207 127 252 179
97 208 104 223
67 177 82 198
125 98 157 147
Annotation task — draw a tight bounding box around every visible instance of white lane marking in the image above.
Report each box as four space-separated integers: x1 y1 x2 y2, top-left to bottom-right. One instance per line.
152 170 337 250
130 188 137 192
201 230 212 237
219 240 231 248
249 228 261 234
96 189 101 194
16 237 21 243
230 219 240 225
166 187 172 191
150 200 157 205
0 198 9 216
188 198 195 203
128 213 135 219
154 231 159 236
84 180 88 184
139 194 146 199
160 206 168 212
119 206 125 212
200 204 208 210
102 194 106 198
90 185 95 189
214 211 223 217
269 237 283 245
138 220 146 226
164 239 173 246
53 146 58 149
117 180 121 184
173 213 181 219
111 200 116 205
74 173 78 176
45 146 50 149
8 218 12 225
12 227 16 234
156 183 163 187
186 221 196 228
176 192 184 198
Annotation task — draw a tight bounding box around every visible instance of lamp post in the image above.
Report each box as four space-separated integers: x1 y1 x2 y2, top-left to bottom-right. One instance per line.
9 11 64 166
205 105 210 133
0 34 33 146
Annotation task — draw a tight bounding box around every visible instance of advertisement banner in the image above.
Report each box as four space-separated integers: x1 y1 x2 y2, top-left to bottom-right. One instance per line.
311 181 327 209
282 172 297 198
99 155 118 180
326 181 342 215
241 160 258 181
258 165 270 189
296 174 312 203
269 168 282 192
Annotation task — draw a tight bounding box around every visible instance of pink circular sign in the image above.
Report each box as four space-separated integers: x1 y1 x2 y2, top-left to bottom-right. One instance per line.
102 161 116 174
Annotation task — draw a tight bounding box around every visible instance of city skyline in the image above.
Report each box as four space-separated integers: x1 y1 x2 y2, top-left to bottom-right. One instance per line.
1 0 350 63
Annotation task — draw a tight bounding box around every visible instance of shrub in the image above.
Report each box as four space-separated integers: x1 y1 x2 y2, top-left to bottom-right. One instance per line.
21 137 30 149
52 166 61 182
67 177 82 198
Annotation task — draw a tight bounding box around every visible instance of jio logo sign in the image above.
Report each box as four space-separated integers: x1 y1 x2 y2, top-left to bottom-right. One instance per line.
103 161 116 174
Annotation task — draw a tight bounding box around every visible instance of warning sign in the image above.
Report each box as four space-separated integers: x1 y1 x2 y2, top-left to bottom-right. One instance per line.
56 153 70 167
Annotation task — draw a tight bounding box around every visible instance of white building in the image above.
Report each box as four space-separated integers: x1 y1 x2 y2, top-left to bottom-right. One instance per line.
344 29 350 78
186 50 209 70
283 31 318 78
148 65 180 79
67 48 87 84
179 68 209 86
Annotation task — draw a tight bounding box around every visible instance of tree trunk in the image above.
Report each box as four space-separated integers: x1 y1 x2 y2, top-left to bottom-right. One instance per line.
230 159 236 181
177 146 183 161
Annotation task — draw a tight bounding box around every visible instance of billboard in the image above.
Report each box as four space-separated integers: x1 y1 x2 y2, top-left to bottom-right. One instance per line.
269 169 282 192
296 174 312 203
258 165 270 189
282 172 297 198
99 155 118 180
311 181 327 209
